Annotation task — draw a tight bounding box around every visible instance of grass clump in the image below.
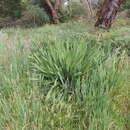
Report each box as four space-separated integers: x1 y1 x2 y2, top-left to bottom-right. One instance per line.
30 35 99 94
30 34 129 129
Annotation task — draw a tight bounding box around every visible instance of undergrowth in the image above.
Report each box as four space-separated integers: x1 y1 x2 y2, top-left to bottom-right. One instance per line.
0 19 129 130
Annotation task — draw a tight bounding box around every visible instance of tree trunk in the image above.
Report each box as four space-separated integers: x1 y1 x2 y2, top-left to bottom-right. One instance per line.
55 0 62 10
86 0 94 17
45 0 60 24
80 0 94 18
95 0 126 28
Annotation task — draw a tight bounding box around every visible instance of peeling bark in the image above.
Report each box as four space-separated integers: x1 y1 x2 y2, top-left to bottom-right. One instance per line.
45 0 60 24
55 0 62 10
95 0 126 28
80 0 94 18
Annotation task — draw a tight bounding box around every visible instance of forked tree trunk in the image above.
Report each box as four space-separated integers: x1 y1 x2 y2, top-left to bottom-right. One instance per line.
80 0 94 18
95 0 126 28
45 0 60 24
55 0 62 10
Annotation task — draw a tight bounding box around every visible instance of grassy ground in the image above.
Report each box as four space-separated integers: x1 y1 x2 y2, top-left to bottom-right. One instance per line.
0 19 130 130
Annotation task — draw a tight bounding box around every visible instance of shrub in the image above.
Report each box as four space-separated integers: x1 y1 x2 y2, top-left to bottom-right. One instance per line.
22 5 50 26
70 2 85 17
0 0 22 18
123 1 130 9
61 2 86 22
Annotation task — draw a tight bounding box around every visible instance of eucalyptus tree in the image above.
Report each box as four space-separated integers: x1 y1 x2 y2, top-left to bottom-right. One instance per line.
44 0 62 24
95 0 126 28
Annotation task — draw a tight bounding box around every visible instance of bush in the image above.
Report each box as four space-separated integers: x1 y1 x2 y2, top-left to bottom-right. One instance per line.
123 1 130 9
70 2 85 17
60 2 86 22
22 5 50 26
0 0 22 18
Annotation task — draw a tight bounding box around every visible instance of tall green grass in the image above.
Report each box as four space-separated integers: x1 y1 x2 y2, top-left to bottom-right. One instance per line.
30 36 98 94
30 34 129 129
0 21 129 129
